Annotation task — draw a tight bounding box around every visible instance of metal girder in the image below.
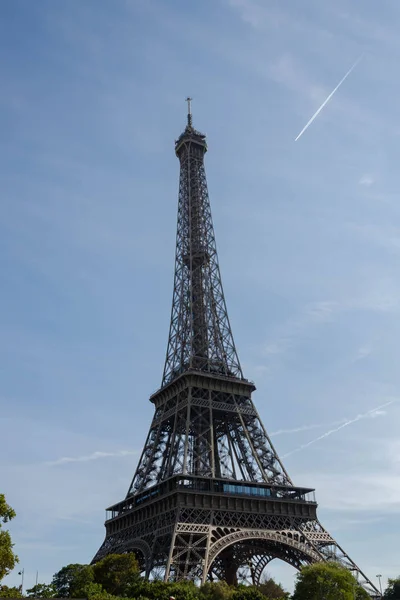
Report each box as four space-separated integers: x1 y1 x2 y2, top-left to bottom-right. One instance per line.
126 385 291 494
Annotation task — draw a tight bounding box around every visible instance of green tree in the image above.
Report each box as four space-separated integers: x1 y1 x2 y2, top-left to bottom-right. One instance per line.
355 585 370 600
259 575 288 599
0 495 18 582
384 577 400 600
292 562 366 600
26 583 56 598
52 564 94 597
92 554 140 596
166 580 199 600
199 581 235 600
232 586 266 600
0 585 22 598
78 581 114 600
128 579 198 600
0 499 15 525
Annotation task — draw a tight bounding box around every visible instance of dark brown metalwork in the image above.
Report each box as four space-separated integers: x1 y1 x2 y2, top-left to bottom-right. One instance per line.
92 102 379 597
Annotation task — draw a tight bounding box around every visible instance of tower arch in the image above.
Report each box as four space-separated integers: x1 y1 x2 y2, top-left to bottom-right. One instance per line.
204 529 321 585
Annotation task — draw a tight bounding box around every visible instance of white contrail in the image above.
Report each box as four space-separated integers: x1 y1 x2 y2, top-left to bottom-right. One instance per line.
271 408 388 437
46 449 138 467
271 419 346 436
282 399 395 458
295 54 364 141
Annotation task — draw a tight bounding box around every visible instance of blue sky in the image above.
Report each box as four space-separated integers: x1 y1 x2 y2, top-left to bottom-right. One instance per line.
1 0 400 593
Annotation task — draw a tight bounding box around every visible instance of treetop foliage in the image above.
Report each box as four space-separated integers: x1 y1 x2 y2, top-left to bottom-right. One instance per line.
383 577 400 600
292 562 372 600
27 556 289 600
51 563 95 598
92 553 140 597
26 583 56 598
0 494 18 582
0 585 22 598
258 576 288 600
0 497 16 525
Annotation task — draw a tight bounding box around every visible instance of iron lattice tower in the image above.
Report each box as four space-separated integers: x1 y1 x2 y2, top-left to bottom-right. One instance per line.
92 101 379 596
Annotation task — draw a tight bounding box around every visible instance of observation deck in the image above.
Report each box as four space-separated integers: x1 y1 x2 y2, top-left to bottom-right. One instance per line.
104 475 317 535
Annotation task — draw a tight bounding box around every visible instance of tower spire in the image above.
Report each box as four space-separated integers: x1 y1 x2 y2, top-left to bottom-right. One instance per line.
186 96 192 127
162 101 242 386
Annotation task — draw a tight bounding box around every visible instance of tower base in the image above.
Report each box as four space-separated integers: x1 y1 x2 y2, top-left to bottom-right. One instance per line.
92 475 377 596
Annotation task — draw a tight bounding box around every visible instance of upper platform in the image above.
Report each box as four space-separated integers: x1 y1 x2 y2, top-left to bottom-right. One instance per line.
175 123 207 157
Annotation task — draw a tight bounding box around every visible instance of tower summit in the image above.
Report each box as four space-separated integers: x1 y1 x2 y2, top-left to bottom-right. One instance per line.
92 102 379 596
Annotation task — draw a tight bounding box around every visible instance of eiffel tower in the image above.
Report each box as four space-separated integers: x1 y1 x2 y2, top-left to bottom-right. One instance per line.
92 100 378 596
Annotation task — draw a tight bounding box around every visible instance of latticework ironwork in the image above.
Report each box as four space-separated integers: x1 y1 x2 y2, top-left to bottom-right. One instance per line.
127 376 291 495
162 109 242 386
92 102 379 598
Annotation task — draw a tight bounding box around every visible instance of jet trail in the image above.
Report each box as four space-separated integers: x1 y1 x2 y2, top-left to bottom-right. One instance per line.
295 54 363 142
271 419 346 436
282 399 396 459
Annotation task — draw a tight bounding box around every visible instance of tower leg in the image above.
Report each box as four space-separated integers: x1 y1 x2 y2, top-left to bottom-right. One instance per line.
201 527 214 585
164 528 178 582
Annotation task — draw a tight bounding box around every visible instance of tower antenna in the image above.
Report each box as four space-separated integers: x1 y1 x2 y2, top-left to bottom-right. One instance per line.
186 96 192 126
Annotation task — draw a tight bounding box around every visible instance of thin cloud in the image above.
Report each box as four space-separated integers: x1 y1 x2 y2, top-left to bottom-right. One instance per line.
263 291 398 365
354 344 373 360
46 450 137 467
359 174 375 187
263 300 338 358
282 400 396 459
348 222 400 258
371 409 387 417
